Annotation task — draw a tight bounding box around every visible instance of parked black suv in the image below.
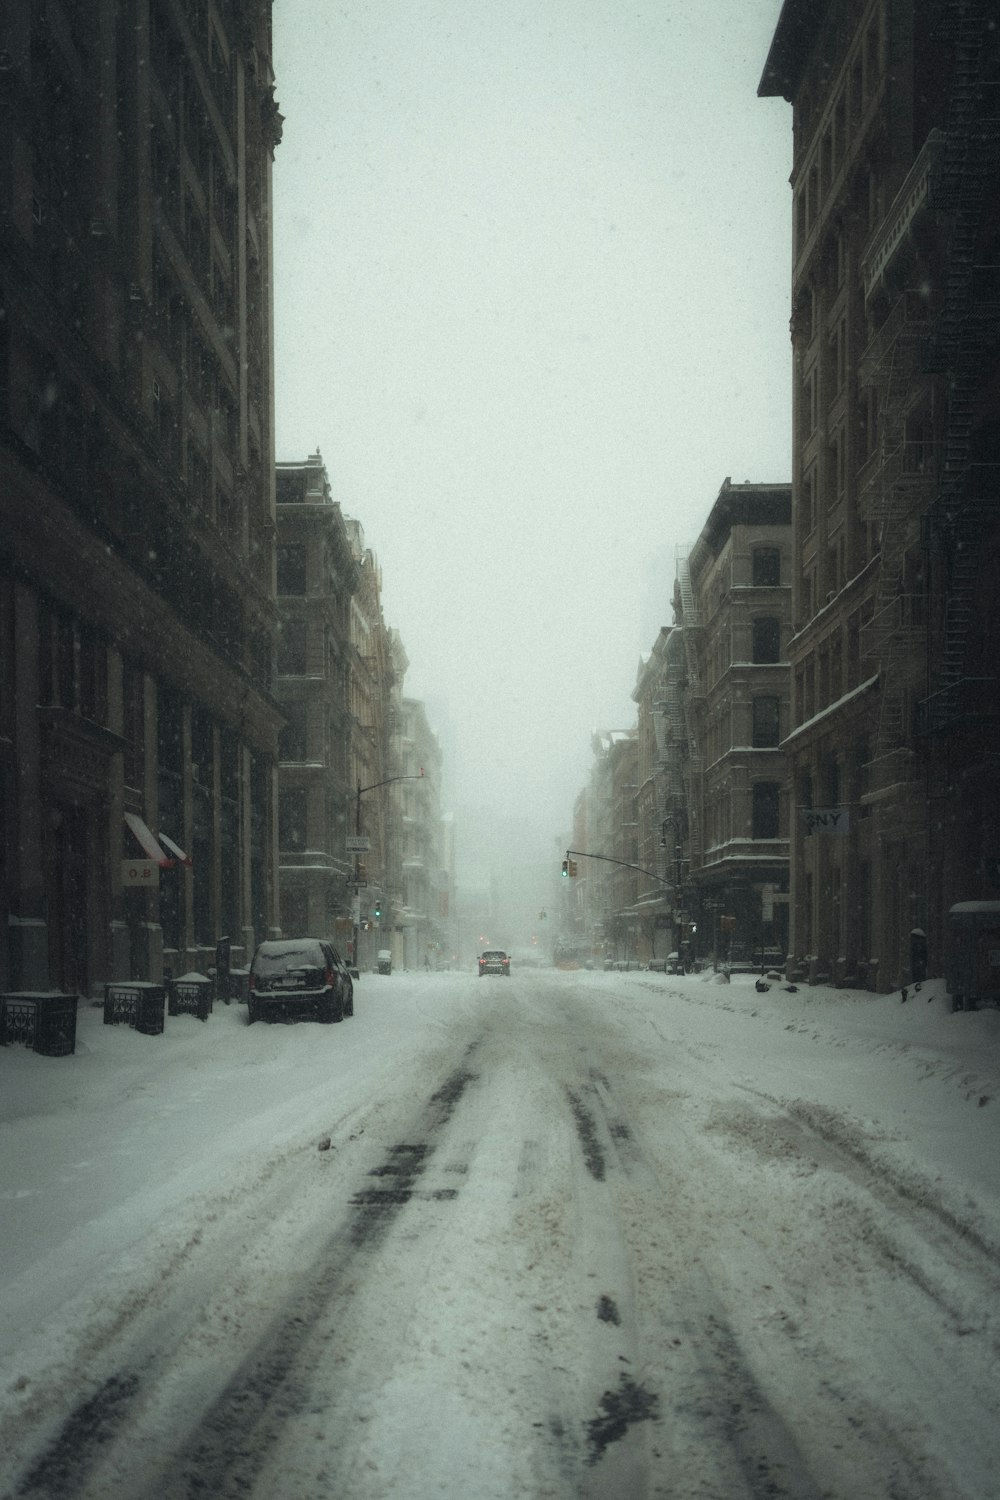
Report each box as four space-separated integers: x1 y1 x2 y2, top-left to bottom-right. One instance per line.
248 938 354 1025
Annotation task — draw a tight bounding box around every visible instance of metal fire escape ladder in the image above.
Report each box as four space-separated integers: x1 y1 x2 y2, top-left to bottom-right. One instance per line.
653 665 689 888
859 301 931 765
651 699 670 884
921 0 1000 734
675 549 704 872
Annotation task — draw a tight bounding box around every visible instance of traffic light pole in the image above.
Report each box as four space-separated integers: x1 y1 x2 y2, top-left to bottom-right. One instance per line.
353 771 426 967
563 848 673 886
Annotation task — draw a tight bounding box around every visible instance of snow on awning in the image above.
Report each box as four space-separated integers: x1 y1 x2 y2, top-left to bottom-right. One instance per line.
158 832 192 866
124 812 170 867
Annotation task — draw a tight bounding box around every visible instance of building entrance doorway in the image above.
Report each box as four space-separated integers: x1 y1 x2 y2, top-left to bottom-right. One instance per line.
46 802 90 994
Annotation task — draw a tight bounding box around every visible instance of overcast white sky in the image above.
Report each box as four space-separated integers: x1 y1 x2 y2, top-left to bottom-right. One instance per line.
271 0 792 878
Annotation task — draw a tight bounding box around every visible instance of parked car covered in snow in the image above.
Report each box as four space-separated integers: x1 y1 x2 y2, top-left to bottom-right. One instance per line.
248 938 353 1024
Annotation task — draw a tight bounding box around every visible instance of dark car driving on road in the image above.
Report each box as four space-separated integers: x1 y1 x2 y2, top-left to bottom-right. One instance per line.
478 949 510 977
248 938 354 1024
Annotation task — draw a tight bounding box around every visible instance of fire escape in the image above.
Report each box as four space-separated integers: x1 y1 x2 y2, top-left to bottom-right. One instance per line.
918 0 1000 738
652 629 689 899
675 547 704 875
857 282 935 783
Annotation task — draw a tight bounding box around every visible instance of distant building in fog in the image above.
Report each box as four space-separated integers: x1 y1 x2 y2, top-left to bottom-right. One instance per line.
274 454 358 951
398 699 445 968
674 480 793 969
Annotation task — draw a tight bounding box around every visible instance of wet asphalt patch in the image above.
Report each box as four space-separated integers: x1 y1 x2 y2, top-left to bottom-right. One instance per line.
596 1295 621 1325
584 1372 660 1465
565 1088 606 1180
348 1063 478 1246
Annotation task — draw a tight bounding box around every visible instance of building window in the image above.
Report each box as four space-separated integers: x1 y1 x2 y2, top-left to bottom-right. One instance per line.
752 547 781 588
752 616 781 664
123 663 145 790
807 162 819 233
800 368 817 441
277 544 307 595
821 128 833 196
801 462 817 534
280 886 309 939
279 788 307 852
77 625 107 724
276 470 305 505
752 782 781 839
834 93 846 165
188 441 209 508
752 696 781 747
859 386 877 460
277 619 307 675
278 700 308 763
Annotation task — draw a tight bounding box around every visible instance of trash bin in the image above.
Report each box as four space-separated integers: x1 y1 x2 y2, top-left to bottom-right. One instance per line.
377 949 392 975
1 992 78 1056
104 981 166 1034
910 928 928 984
228 967 250 1004
946 902 1000 1011
168 972 213 1021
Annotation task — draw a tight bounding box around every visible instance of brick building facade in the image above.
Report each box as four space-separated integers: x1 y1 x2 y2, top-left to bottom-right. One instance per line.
1 0 282 991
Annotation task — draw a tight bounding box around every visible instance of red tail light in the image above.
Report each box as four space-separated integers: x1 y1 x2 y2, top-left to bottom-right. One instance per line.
325 968 334 986
248 973 256 992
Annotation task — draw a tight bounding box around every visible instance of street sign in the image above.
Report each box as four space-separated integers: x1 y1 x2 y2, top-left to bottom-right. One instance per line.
346 836 371 853
800 806 849 834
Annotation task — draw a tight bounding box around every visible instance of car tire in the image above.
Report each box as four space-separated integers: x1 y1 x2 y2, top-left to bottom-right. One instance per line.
345 987 354 1017
322 993 344 1024
247 1000 259 1025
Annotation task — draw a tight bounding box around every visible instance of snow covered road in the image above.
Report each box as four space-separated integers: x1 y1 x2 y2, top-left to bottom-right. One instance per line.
1 969 999 1498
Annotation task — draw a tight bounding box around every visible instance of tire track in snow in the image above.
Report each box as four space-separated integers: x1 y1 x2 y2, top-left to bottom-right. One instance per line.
724 1086 1000 1333
5 1049 483 1500
556 1049 835 1498
556 1061 665 1494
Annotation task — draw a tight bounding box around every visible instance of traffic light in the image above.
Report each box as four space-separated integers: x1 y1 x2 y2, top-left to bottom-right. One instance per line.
561 860 568 878
568 860 578 877
374 898 382 919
